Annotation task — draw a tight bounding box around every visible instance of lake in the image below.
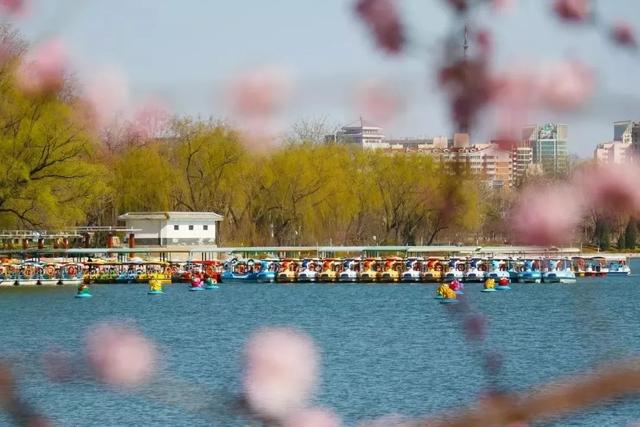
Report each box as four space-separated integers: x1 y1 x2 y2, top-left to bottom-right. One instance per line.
1 262 640 426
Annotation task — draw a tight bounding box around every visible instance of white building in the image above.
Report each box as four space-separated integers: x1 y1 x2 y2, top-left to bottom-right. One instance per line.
118 211 223 247
594 140 631 164
332 122 387 149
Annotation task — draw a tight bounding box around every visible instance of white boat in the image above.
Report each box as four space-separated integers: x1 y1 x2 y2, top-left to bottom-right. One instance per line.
338 259 359 282
486 259 510 281
16 263 38 286
543 259 576 283
297 258 320 282
585 257 609 277
0 264 16 286
59 263 83 286
607 257 631 276
401 258 422 282
444 258 465 282
37 263 61 285
464 258 486 282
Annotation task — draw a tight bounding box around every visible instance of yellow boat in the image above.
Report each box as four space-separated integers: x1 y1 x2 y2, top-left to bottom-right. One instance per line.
277 258 299 283
380 257 403 282
319 258 342 282
359 258 381 282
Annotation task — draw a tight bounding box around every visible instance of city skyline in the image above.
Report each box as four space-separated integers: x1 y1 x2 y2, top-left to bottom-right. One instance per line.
11 0 640 158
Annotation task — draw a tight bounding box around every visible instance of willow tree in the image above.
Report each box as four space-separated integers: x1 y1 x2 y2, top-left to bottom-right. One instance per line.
112 145 175 213
170 119 246 207
0 28 107 228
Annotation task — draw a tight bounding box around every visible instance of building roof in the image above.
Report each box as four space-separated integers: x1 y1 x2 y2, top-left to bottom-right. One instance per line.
118 211 224 221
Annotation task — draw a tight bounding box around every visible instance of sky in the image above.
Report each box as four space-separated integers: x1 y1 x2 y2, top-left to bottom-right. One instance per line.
10 0 640 157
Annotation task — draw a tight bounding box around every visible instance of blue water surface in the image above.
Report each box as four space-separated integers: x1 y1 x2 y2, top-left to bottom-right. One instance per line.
1 262 640 426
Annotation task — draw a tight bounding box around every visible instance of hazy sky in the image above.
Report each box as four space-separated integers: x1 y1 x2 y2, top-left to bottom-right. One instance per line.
11 0 640 156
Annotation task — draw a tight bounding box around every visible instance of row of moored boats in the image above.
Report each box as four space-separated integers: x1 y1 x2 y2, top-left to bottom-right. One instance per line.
0 256 630 286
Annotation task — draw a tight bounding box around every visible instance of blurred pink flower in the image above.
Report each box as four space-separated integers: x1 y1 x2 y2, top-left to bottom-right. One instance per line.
611 22 637 48
577 164 640 215
82 68 132 130
243 327 319 421
510 184 586 245
492 67 539 138
553 0 589 22
492 0 516 13
354 0 405 54
475 30 493 55
540 60 594 110
227 66 292 118
85 322 157 387
0 0 29 16
354 79 403 125
127 97 171 141
445 0 468 13
15 38 67 96
282 408 342 427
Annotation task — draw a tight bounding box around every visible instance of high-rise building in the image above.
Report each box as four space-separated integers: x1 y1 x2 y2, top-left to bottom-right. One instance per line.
523 123 569 177
594 140 631 164
512 145 533 186
613 120 640 161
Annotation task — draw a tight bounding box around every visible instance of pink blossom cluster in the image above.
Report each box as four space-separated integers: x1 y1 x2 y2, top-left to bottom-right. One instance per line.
225 65 293 148
354 0 405 54
15 38 67 97
243 327 341 426
85 322 158 388
510 163 640 245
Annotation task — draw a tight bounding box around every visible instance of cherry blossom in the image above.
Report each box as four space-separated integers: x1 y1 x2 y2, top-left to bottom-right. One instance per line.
492 0 516 13
82 67 132 130
243 327 319 421
553 0 590 22
540 60 594 111
611 22 637 48
354 0 405 54
127 97 171 141
577 164 640 215
15 38 67 96
354 79 403 125
85 322 158 387
509 183 586 245
0 0 29 16
227 65 292 118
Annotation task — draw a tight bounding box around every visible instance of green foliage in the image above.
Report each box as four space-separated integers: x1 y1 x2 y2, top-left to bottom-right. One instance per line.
0 32 107 228
624 219 637 249
595 217 611 251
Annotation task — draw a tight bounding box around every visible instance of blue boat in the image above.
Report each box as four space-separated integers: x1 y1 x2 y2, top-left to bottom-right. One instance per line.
189 286 204 292
221 259 260 282
518 260 542 283
543 258 576 283
487 259 511 281
495 285 511 290
256 259 278 283
607 258 631 276
75 292 92 298
440 299 458 304
148 290 164 295
481 288 496 293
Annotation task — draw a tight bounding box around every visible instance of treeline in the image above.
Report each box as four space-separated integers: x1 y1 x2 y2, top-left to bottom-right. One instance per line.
0 27 497 246
0 27 631 248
